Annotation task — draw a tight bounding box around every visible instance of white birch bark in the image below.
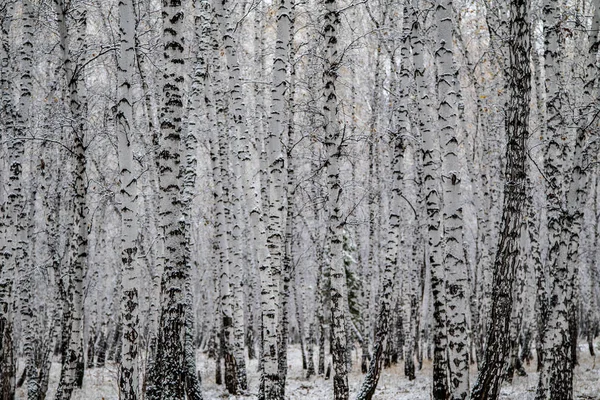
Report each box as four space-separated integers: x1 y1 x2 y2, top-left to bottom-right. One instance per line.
538 1 600 398
0 2 15 397
435 0 470 397
322 0 348 398
212 0 250 391
411 0 447 396
116 0 140 396
267 0 292 396
15 0 35 398
56 1 89 397
153 0 191 397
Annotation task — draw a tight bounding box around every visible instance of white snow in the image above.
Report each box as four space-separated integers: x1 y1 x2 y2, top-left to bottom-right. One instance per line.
17 343 600 399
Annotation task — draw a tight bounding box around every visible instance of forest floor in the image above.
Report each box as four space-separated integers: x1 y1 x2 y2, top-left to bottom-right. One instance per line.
17 342 600 399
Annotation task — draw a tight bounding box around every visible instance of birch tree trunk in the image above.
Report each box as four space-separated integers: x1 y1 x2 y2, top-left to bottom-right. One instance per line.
537 1 600 398
15 0 35 398
322 1 348 398
56 1 89 397
153 0 194 397
471 0 531 397
435 0 470 397
279 10 297 393
411 0 447 396
536 8 567 396
212 0 252 392
266 0 293 396
1 1 28 398
116 0 140 396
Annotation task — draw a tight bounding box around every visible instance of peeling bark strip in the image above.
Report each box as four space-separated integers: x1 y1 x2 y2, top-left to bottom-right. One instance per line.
116 0 140 397
435 0 470 397
471 0 531 398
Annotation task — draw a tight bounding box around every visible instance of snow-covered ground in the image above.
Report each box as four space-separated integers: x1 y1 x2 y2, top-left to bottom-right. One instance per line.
17 343 600 399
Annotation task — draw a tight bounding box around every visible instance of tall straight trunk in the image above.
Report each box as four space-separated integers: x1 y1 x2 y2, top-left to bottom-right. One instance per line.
15 0 35 398
322 1 348 398
279 16 297 395
538 1 600 398
471 0 531 397
411 0 447 397
204 9 229 390
181 81 203 398
536 0 566 393
116 0 140 397
153 0 193 397
212 0 250 392
1 1 31 398
267 0 293 397
56 1 89 397
356 59 406 400
400 4 417 382
435 0 470 397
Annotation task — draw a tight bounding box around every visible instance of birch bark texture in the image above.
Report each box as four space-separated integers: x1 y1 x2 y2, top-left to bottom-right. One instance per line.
17 0 36 398
411 0 448 395
153 0 193 398
434 0 470 397
536 0 574 397
322 0 349 399
471 0 531 397
116 0 140 396
56 1 89 397
268 0 293 396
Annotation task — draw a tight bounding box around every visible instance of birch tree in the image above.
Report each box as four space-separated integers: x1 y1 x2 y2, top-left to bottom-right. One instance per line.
471 0 531 397
269 0 294 395
116 0 140 396
537 0 600 398
1 0 28 398
56 1 89 397
152 0 199 397
16 0 35 397
435 0 470 397
322 0 348 398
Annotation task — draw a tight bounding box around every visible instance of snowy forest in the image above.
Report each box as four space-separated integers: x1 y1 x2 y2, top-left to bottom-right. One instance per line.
1 0 600 398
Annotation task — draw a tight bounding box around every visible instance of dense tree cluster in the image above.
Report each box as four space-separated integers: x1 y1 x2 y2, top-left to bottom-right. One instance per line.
0 0 599 399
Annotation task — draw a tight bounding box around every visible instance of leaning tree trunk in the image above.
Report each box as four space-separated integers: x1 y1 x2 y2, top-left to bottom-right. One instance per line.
471 0 531 397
